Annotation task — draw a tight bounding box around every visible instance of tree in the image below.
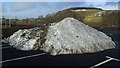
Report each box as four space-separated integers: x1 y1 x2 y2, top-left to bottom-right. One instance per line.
38 15 43 19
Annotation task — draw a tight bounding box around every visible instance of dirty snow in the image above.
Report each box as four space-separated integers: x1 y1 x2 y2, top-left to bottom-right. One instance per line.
6 17 115 55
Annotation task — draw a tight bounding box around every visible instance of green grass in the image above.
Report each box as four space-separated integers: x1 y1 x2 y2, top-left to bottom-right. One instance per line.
84 16 102 24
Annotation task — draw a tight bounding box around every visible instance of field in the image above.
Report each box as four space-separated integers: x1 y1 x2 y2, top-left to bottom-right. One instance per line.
1 9 120 38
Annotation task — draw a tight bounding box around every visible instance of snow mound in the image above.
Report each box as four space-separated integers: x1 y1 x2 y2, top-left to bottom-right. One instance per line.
7 17 115 55
8 26 49 50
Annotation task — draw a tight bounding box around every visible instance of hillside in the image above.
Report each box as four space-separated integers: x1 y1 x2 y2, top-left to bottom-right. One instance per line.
2 7 120 38
48 8 120 29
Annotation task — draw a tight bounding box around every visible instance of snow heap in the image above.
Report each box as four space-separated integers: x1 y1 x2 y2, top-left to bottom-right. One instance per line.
7 17 115 55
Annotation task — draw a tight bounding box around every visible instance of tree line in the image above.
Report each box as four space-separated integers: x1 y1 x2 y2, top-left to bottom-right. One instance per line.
1 10 120 29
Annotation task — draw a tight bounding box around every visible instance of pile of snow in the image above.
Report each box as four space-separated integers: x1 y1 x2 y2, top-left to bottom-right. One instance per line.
8 26 49 50
7 17 115 55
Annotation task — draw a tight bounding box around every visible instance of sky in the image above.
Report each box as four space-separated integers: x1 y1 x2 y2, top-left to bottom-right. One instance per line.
1 0 119 19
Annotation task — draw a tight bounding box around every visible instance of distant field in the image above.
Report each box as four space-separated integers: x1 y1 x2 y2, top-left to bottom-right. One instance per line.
73 10 120 28
1 9 120 38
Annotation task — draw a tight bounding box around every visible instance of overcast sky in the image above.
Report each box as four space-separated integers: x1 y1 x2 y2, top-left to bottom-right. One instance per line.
1 1 119 19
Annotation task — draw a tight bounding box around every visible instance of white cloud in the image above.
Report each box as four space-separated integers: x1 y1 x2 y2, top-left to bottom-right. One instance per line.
85 2 107 6
98 3 118 10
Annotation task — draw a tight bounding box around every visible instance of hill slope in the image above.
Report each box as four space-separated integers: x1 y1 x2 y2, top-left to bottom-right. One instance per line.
47 8 120 29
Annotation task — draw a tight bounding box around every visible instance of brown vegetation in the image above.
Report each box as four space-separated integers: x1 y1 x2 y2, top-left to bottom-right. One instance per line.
1 8 120 38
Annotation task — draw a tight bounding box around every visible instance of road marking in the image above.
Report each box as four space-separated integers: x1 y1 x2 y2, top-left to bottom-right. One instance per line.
0 46 12 49
89 56 120 68
0 53 47 64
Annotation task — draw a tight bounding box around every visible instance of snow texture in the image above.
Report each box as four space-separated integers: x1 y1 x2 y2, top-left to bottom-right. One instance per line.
7 17 115 55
